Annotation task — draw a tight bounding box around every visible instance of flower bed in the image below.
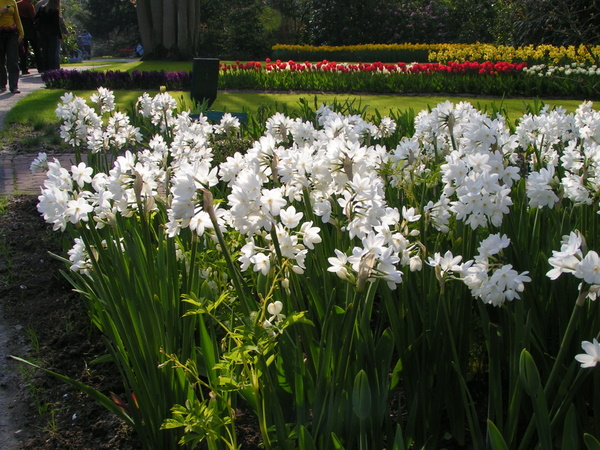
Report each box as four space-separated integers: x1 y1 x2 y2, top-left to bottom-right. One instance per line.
42 58 600 99
429 43 600 65
272 43 600 66
28 88 600 449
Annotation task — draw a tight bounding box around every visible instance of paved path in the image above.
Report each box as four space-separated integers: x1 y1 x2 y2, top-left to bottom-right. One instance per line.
0 60 135 195
0 68 48 195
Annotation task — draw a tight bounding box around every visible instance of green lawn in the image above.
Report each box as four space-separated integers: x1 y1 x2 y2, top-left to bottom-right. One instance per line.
4 88 595 128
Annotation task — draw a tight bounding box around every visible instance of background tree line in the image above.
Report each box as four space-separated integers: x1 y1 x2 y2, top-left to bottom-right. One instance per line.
62 0 600 60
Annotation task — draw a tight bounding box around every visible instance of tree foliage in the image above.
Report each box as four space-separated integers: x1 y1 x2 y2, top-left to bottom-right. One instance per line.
61 0 600 60
510 0 600 47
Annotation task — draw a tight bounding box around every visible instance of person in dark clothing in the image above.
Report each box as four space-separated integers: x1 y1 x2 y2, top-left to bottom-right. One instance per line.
17 0 39 74
34 0 62 72
79 30 91 59
0 0 24 92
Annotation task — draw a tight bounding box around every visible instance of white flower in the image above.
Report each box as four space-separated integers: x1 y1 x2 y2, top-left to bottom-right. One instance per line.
279 205 303 229
30 152 48 173
327 249 350 280
267 300 285 324
476 233 510 260
250 252 271 275
427 250 462 275
90 87 116 114
71 162 93 188
213 112 240 135
65 195 94 223
575 339 600 368
402 206 421 222
260 187 287 217
299 221 322 249
574 251 600 285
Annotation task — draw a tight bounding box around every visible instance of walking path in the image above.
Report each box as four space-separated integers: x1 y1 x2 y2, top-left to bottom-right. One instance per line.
0 68 49 196
0 60 134 195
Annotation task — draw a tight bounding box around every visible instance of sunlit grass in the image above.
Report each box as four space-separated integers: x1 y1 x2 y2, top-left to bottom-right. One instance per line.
3 88 595 129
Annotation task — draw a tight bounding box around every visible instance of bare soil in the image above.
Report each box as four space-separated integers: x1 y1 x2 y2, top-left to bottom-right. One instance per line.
0 195 141 449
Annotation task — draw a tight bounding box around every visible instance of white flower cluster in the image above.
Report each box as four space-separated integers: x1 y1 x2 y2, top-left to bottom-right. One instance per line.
427 234 531 307
56 88 142 153
37 89 234 235
40 89 600 304
547 231 600 302
213 106 412 286
393 101 521 231
520 103 600 211
524 63 600 78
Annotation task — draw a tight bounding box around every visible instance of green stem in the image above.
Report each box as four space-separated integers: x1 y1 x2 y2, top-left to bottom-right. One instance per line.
441 291 484 449
518 298 584 450
202 189 255 316
543 299 583 399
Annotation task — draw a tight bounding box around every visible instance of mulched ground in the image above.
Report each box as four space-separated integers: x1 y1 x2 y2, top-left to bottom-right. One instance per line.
0 195 140 449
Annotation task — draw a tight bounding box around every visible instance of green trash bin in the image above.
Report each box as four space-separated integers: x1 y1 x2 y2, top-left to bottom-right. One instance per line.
191 58 219 108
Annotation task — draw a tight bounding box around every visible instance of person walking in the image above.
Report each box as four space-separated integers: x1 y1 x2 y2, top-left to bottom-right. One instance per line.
34 0 62 72
0 0 23 93
79 30 91 59
17 0 39 74
34 0 46 12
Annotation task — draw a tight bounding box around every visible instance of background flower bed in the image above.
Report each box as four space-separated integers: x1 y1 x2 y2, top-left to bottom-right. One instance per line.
42 59 600 99
272 43 600 65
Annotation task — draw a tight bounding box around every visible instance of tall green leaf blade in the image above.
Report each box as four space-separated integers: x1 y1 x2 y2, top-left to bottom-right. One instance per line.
352 370 372 420
11 355 133 426
584 434 600 450
562 404 580 450
487 419 509 450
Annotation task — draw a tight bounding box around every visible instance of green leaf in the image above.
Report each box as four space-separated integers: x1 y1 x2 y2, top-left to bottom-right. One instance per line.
390 358 403 390
519 349 541 397
352 370 372 420
331 432 346 449
562 404 579 450
584 433 600 450
89 353 114 364
392 425 407 450
298 425 317 450
487 419 509 450
518 350 552 449
334 305 345 314
11 355 133 426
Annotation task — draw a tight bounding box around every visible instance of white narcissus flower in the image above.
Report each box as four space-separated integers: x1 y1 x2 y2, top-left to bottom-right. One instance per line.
90 87 116 114
30 152 48 173
250 253 271 276
71 162 93 188
575 339 600 368
427 250 463 275
574 251 600 285
267 300 285 324
65 195 94 223
476 233 510 260
279 205 303 229
328 249 350 280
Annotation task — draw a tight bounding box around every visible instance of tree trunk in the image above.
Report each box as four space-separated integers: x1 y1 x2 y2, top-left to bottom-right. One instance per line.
177 0 190 57
136 0 154 57
135 0 201 59
163 0 177 53
150 0 163 50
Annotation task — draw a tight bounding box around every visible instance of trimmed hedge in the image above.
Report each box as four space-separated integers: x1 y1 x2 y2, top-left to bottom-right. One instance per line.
271 44 436 63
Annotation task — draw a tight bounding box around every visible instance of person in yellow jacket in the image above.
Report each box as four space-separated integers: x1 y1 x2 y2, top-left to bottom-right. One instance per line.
0 0 24 93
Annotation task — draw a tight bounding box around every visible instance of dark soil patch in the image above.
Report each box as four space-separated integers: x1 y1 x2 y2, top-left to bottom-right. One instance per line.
0 195 140 449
